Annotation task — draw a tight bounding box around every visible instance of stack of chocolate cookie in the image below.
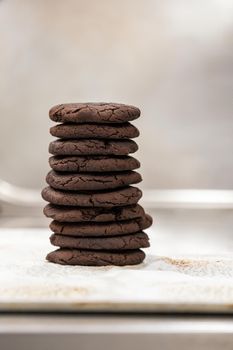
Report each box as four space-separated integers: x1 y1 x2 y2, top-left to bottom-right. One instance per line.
42 103 152 266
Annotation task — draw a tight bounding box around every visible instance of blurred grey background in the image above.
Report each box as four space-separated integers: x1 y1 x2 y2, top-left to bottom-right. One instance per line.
0 0 232 190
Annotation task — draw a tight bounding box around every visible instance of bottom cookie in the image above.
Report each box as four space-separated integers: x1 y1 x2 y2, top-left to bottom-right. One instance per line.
46 248 145 266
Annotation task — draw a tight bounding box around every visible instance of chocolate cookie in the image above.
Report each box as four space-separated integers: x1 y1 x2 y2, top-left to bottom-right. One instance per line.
46 170 141 191
50 122 139 139
50 232 150 250
42 186 142 207
49 103 140 124
43 204 145 222
49 139 138 156
49 155 140 173
50 214 152 237
46 248 145 266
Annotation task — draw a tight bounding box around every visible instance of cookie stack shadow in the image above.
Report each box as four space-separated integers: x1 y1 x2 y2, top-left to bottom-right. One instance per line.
42 103 152 266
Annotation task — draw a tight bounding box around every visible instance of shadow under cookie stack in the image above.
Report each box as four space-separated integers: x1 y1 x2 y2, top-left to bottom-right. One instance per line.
42 103 152 266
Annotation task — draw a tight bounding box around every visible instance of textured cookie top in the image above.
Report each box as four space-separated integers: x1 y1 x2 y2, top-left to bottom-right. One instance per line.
46 248 145 266
46 170 141 191
49 103 140 124
43 203 145 222
49 214 152 236
42 186 142 207
49 139 138 156
49 155 140 173
50 122 139 139
50 232 150 250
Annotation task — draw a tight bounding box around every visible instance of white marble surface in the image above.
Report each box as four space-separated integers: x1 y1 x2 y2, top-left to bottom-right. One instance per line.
1 209 233 313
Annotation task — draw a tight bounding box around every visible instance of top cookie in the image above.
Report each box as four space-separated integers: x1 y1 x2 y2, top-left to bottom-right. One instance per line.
49 103 140 124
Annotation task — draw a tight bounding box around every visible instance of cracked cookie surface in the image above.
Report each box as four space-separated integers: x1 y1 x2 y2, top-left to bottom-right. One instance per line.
50 232 150 250
49 155 140 172
46 248 145 266
50 122 139 139
46 170 141 191
49 103 140 124
42 186 142 207
49 214 152 236
49 139 138 156
43 203 145 222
